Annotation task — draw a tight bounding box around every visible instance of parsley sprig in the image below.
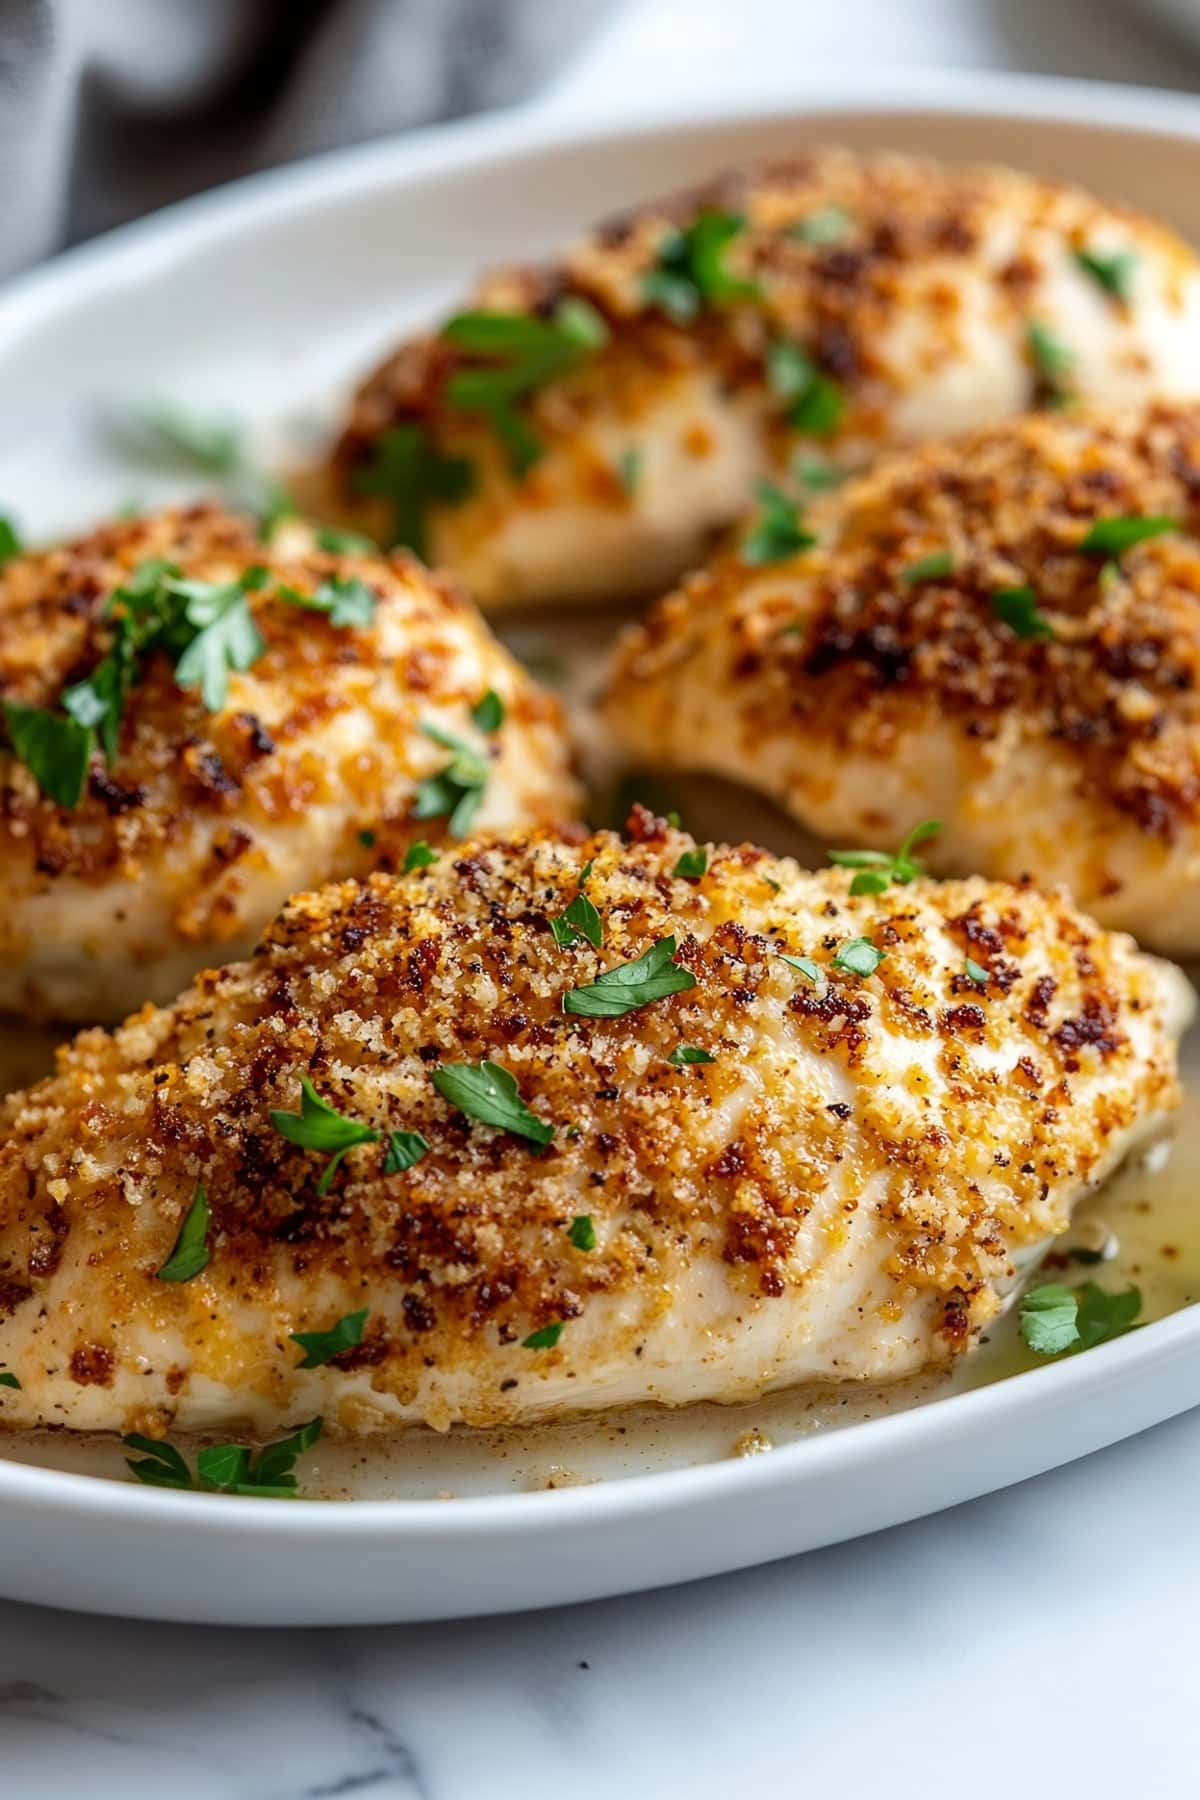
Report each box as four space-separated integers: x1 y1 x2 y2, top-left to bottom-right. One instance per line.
562 935 696 1018
352 423 476 558
443 300 609 477
270 1077 381 1194
1019 1280 1141 1355
743 482 817 565
432 1059 555 1145
827 819 941 896
124 1418 323 1498
643 211 760 322
766 340 845 437
551 860 604 950
414 721 490 837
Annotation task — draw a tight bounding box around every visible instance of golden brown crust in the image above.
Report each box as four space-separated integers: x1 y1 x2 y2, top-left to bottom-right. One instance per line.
613 401 1200 841
0 817 1182 1433
332 147 1195 496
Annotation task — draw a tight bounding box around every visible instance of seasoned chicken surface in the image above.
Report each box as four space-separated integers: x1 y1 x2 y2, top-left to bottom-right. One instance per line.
0 506 578 1024
323 148 1200 611
607 402 1200 957
0 814 1187 1439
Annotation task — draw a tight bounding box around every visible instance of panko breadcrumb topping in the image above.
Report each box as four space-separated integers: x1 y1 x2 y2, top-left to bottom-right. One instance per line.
0 816 1184 1437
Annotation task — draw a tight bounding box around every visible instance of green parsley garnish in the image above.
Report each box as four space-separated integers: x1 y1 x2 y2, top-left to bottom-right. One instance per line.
778 953 822 984
568 1215 597 1251
414 720 489 838
899 550 955 584
964 957 989 986
0 515 21 565
124 1418 323 1497
790 206 853 244
793 454 846 492
673 846 708 880
617 446 643 497
766 339 845 437
522 1322 564 1350
831 937 887 978
403 840 438 872
2 702 92 807
1078 515 1178 556
352 423 475 558
667 1045 715 1066
316 524 378 555
1019 1282 1080 1354
171 568 268 711
269 1077 380 1195
1026 320 1075 407
278 574 377 628
827 819 941 896
114 401 242 475
358 829 376 848
444 301 609 477
643 210 760 323
551 862 604 951
562 935 696 1019
432 1059 554 1145
1019 1281 1141 1356
0 1368 21 1390
290 1309 368 1369
383 1130 430 1174
156 1185 212 1283
742 481 817 566
991 585 1055 640
1073 246 1137 302
471 688 505 733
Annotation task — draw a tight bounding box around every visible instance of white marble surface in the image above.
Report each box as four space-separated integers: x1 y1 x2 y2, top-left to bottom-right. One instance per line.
9 1 1200 1793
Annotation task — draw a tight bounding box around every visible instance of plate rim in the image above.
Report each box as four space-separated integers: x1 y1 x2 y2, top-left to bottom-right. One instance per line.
2 66 1199 1540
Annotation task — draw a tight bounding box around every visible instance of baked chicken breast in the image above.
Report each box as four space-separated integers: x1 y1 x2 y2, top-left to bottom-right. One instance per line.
0 813 1186 1440
323 147 1200 611
606 401 1200 958
0 505 578 1024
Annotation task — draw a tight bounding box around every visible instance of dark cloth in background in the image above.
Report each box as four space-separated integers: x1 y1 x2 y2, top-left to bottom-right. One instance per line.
0 0 613 277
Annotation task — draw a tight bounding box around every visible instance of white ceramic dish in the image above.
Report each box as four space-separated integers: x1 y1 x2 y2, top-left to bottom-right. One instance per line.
4 72 1200 1627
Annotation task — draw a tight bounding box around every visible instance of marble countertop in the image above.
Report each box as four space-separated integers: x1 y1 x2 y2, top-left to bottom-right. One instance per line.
8 2 1200 1793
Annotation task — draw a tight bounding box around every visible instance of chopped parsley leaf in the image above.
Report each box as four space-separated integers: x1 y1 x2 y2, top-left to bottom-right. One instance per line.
171 568 268 710
767 339 845 437
358 829 376 848
1026 320 1075 407
317 524 378 555
742 481 817 565
551 863 604 950
156 1186 212 1283
403 839 438 872
279 574 377 628
617 446 643 497
991 585 1055 640
827 819 940 895
1073 246 1137 302
0 1368 21 1390
414 720 489 838
643 210 760 322
383 1130 430 1174
673 846 708 880
443 301 609 477
831 937 886 978
778 953 821 985
1075 1281 1142 1350
471 688 505 733
0 515 21 565
899 550 954 584
124 1418 323 1497
522 1322 564 1350
352 423 475 558
790 206 853 244
432 1059 555 1145
1019 1282 1080 1354
269 1077 380 1194
562 935 696 1018
290 1308 369 1369
2 702 92 807
1078 515 1178 556
964 957 989 986
793 454 846 492
568 1215 597 1251
667 1045 715 1066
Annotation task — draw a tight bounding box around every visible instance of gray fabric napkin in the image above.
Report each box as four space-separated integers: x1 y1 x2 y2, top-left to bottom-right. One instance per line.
0 0 613 278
